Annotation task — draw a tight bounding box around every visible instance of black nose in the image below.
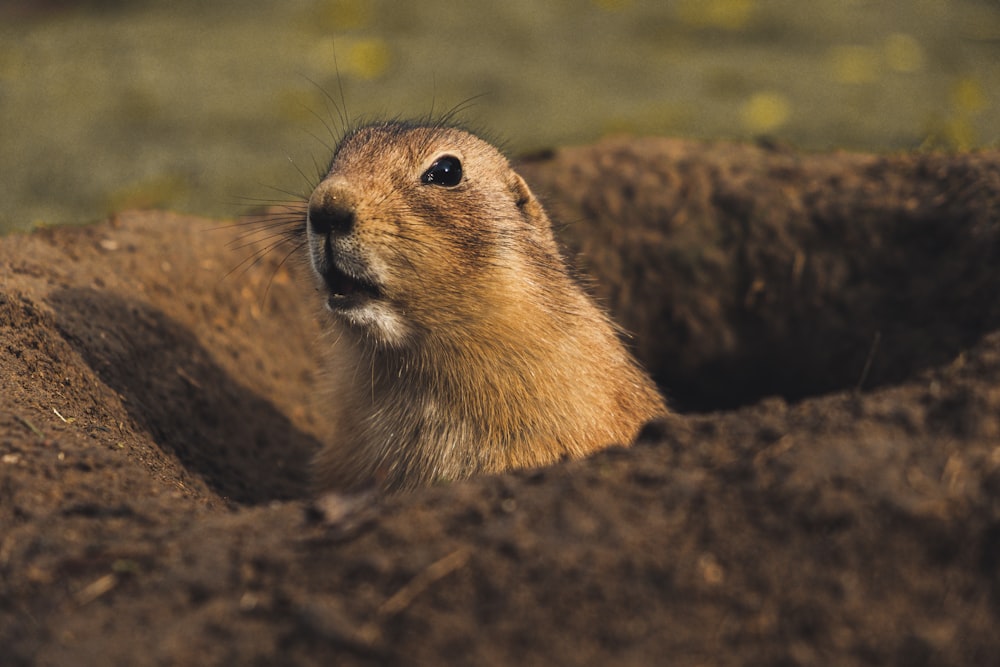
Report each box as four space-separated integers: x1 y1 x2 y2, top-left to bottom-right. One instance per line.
308 201 354 236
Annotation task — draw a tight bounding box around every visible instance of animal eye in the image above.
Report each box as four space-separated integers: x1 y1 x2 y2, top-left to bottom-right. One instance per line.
421 155 463 187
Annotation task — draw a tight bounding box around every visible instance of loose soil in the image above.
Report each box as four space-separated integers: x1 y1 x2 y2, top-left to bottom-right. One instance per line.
2 137 999 666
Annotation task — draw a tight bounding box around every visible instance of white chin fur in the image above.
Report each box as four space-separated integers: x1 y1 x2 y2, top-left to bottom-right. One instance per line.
331 300 410 347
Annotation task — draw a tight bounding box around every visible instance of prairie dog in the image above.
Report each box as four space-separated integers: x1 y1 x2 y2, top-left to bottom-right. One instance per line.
305 121 666 492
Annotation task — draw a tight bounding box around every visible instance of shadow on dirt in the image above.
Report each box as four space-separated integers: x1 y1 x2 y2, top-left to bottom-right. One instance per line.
48 287 318 504
523 144 1000 411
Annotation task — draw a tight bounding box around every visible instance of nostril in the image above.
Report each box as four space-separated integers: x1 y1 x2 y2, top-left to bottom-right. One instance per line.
308 202 354 236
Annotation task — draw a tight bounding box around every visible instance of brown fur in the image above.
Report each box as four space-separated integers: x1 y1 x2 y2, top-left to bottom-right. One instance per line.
306 121 666 492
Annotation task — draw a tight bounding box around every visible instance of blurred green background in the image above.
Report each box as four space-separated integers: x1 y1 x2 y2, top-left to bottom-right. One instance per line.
1 0 998 233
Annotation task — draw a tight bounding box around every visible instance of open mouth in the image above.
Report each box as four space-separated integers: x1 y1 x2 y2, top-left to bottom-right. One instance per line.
321 264 381 309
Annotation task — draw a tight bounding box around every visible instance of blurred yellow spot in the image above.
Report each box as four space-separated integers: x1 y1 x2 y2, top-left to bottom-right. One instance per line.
943 118 976 150
741 92 790 133
951 77 986 114
677 0 756 30
601 118 639 136
884 33 924 73
922 114 977 150
275 88 330 123
345 38 392 80
107 175 188 213
315 0 372 31
592 0 633 10
828 45 879 84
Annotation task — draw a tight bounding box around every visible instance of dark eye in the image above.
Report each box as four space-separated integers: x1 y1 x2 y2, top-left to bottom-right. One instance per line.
421 155 463 187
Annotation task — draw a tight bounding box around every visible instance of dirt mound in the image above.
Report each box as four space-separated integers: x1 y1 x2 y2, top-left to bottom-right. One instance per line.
519 139 1000 411
2 138 999 666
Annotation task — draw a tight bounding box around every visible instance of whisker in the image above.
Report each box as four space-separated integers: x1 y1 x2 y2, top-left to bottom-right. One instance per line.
220 199 299 217
259 182 311 203
309 151 327 185
229 230 302 250
226 228 301 252
434 93 489 127
211 213 304 234
223 241 286 280
302 70 349 143
299 73 343 142
302 107 338 153
331 44 350 131
428 74 437 122
259 239 308 308
287 156 319 195
219 206 305 270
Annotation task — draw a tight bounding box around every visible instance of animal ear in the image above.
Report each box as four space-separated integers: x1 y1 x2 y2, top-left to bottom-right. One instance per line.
509 172 547 227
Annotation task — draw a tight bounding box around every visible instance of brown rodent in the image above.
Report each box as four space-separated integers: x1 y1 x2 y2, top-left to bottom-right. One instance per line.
305 120 666 492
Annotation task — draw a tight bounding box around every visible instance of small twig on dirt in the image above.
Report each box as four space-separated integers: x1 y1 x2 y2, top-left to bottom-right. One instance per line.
357 547 471 644
15 414 44 439
175 366 202 389
855 330 882 393
74 573 118 606
377 547 471 618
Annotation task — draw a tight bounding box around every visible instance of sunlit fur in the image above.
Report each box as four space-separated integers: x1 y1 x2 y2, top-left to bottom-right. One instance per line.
297 121 667 492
